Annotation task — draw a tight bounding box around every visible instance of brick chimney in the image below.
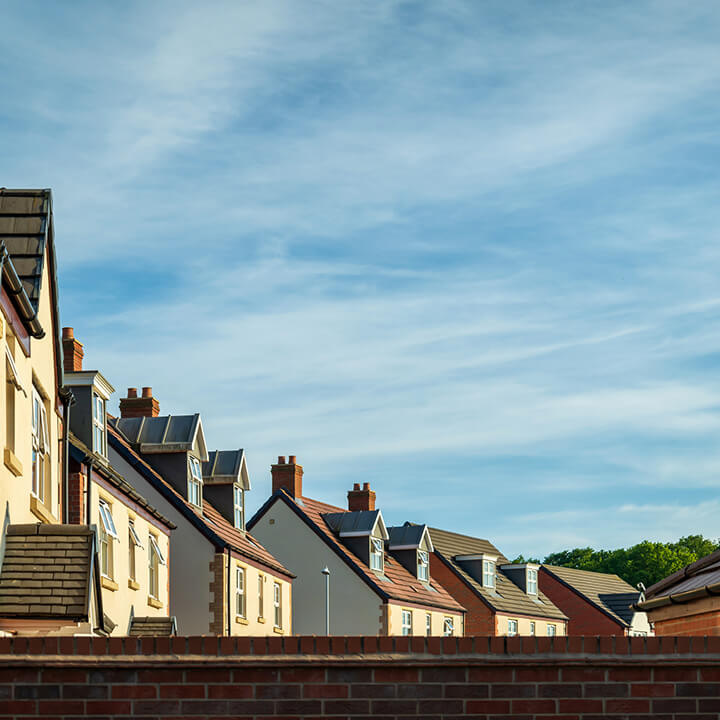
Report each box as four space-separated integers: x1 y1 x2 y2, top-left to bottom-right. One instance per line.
119 386 160 418
62 327 84 373
271 455 303 498
348 482 376 512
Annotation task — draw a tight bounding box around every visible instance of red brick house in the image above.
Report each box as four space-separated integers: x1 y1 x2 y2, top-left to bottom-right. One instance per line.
636 548 720 635
540 565 651 636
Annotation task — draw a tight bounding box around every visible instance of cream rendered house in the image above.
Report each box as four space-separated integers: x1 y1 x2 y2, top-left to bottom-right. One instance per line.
109 390 294 636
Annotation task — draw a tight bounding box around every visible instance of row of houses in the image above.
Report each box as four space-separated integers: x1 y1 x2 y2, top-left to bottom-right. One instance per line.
0 188 661 637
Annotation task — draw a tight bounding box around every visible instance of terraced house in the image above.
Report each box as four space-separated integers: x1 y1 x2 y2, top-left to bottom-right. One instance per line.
248 458 465 636
429 527 568 636
108 390 294 636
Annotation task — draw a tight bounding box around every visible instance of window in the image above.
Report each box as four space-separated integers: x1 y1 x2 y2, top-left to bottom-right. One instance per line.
92 393 106 456
417 550 429 582
258 574 264 619
529 621 536 636
401 610 412 636
370 537 384 571
235 566 246 617
443 617 454 636
148 534 165 599
31 387 49 503
426 613 432 636
5 338 22 455
98 500 118 578
128 520 143 582
527 568 538 595
547 624 556 637
507 619 518 636
188 456 203 507
273 582 282 628
482 559 495 588
234 485 244 529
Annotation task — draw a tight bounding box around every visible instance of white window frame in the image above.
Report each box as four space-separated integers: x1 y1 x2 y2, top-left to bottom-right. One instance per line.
258 574 264 619
31 387 49 503
417 549 429 582
547 623 556 637
443 616 454 636
92 392 106 457
148 533 165 599
482 559 495 588
128 520 143 582
233 485 244 529
188 456 203 507
527 567 538 595
236 566 246 618
370 537 384 571
98 500 117 579
426 613 432 636
508 619 518 636
529 621 536 636
401 610 412 636
273 582 282 628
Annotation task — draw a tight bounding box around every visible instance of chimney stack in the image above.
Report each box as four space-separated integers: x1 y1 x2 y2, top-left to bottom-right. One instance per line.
271 455 303 498
348 482 376 512
62 327 84 373
119 386 160 418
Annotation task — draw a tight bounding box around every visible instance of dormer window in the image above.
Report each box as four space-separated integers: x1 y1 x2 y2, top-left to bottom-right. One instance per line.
188 456 203 507
370 537 384 571
483 559 496 588
92 392 106 457
233 485 244 529
417 550 429 582
527 567 538 595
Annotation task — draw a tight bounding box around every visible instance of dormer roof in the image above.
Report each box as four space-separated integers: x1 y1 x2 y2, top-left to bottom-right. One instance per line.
63 370 115 400
323 509 388 539
388 522 433 551
115 414 208 461
203 449 250 489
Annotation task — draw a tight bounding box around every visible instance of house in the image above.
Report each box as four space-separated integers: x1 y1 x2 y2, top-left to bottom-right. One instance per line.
635 549 720 635
108 390 294 636
248 459 465 636
428 527 567 636
540 565 651 636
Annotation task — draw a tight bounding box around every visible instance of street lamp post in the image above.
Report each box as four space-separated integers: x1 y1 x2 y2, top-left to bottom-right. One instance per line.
321 566 330 635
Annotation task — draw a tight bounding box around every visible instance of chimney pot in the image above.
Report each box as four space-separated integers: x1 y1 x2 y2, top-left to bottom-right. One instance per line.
61 326 84 373
288 455 296 464
348 482 376 512
353 483 361 491
62 327 74 339
362 482 370 490
277 456 286 464
271 455 303 497
141 386 153 398
119 387 160 418
127 387 138 398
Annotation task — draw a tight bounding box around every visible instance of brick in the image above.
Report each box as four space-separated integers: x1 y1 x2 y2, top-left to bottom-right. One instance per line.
466 699 511 713
539 683 581 698
562 667 605 682
42 670 87 683
304 684 348 698
443 683 488 698
281 667 325 682
491 683 535 698
558 698 603 713
180 699 229 714
232 668 278 683
112 685 157 699
327 668 372 683
609 667 651 682
37 700 85 714
654 667 698 682
256 683 301 699
15 685 60 699
631 683 674 697
371 699 418 714
224 700 274 715
133 700 181 715
605 698 651 713
208 684 253 698
323 698 371 714
421 667 465 683
0 700 36 715
516 667 559 682
676 682 720 696
89 669 137 684
275 699 322 714
584 683 628 697
159 684 205 698
652 698 698 713
63 684 108 699
351 683 395 698
512 698 556 713
469 667 513 682
85 700 132 714
375 667 418 682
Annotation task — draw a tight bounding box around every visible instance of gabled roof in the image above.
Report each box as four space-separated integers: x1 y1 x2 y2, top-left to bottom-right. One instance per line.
430 527 567 621
129 616 177 636
323 509 388 539
542 564 639 626
0 524 100 621
108 421 292 579
388 522 433 551
637 548 720 611
203 449 250 490
115 414 208 461
249 491 463 613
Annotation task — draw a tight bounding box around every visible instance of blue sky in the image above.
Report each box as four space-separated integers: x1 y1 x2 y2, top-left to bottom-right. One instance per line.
3 1 720 558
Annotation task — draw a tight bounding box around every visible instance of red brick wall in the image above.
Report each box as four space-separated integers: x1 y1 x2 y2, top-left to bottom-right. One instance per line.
655 610 720 636
430 552 495 634
67 471 85 525
0 635 718 718
540 567 625 636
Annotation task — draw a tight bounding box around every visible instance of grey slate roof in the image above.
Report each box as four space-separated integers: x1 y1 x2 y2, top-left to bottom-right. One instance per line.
323 510 381 536
388 522 431 549
129 616 177 636
542 564 639 626
430 527 567 621
115 414 205 455
0 524 94 619
203 449 249 488
0 189 49 309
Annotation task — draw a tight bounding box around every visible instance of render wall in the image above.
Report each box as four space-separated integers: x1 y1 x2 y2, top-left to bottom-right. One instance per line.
385 601 463 636
250 499 382 635
0 635 718 719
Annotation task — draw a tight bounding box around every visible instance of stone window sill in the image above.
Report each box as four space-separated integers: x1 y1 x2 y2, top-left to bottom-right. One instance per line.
273 626 284 635
4 448 22 477
147 595 163 609
30 495 55 524
235 615 249 625
128 579 140 591
101 576 119 592
257 617 266 624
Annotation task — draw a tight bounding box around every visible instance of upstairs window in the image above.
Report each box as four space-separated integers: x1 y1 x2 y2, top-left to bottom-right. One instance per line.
273 582 282 628
417 550 429 582
5 338 22 457
443 617 454 636
148 534 166 599
258 574 264 620
233 485 244 529
370 537 384 571
236 566 246 618
547 623 556 637
31 387 49 503
402 610 412 636
128 520 143 582
507 619 518 636
426 613 432 636
188 456 203 507
527 567 538 595
98 500 118 578
482 559 495 588
92 393 106 457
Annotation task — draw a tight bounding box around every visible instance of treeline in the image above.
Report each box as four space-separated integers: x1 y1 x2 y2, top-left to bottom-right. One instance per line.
512 535 720 589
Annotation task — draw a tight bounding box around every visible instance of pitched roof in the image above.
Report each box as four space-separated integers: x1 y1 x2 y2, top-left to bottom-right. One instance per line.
430 527 567 621
323 509 385 537
388 523 432 550
203 449 250 489
115 414 208 460
0 524 95 619
542 564 639 626
108 421 293 579
129 616 177 636
252 492 463 613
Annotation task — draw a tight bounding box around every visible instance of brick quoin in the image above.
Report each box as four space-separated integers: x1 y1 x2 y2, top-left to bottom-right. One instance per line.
540 567 626 635
0 635 717 718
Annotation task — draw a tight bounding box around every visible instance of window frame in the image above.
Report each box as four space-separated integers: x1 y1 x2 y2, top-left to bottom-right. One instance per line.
188 456 203 507
236 566 246 618
482 559 496 588
443 616 454 636
31 387 49 503
273 582 282 628
98 499 117 579
128 520 143 583
370 537 384 571
547 623 556 637
426 613 432 636
529 621 536 636
258 574 264 619
401 609 412 636
148 533 165 599
92 392 107 457
233 484 244 529
417 549 429 582
507 618 518 636
526 567 538 595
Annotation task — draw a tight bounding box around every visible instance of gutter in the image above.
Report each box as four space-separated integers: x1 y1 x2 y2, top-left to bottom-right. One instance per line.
635 581 720 612
227 552 232 636
59 387 75 523
0 243 44 339
85 455 95 526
